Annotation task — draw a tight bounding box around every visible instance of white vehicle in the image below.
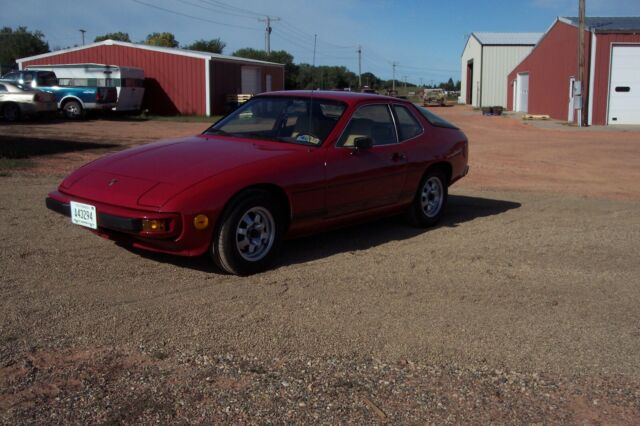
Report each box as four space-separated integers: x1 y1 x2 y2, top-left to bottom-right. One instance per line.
25 64 145 112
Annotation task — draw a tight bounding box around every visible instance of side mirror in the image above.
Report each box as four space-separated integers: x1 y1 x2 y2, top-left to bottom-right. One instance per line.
353 136 373 151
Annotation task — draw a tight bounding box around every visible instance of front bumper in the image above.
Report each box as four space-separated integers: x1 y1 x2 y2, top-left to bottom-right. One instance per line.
46 197 142 233
45 192 212 257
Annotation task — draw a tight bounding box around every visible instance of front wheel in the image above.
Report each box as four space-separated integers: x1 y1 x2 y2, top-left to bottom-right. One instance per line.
406 169 448 227
62 100 84 119
212 190 283 275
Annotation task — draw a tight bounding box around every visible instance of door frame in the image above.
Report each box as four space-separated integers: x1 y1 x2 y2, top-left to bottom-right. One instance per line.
568 76 576 123
515 72 529 113
606 43 640 125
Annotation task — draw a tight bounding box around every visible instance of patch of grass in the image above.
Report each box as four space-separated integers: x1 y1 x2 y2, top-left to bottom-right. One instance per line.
144 114 222 123
0 157 35 173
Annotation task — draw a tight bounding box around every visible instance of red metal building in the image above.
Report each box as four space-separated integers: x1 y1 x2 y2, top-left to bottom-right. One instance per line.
507 17 640 125
17 40 285 116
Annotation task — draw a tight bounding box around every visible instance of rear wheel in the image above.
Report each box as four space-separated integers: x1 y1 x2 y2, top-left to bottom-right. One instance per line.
212 190 283 275
2 103 20 122
62 100 83 119
406 168 448 227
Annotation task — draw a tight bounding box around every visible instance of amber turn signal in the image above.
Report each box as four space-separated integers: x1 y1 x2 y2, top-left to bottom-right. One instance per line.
142 219 168 232
193 214 209 230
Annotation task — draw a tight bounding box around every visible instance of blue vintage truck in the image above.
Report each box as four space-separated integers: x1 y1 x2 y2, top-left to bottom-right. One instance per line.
0 70 117 119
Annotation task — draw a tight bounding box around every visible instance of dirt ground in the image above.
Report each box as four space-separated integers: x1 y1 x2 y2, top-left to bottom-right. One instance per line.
1 107 640 423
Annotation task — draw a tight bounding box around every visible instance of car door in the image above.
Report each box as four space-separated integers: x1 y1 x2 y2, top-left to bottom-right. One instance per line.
324 103 408 217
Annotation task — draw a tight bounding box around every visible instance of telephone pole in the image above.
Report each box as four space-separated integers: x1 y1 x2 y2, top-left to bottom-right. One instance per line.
258 16 280 54
577 0 586 126
357 45 362 89
392 62 398 92
79 29 86 46
312 34 317 67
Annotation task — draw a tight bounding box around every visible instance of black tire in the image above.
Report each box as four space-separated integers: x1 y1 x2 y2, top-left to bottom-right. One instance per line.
2 103 21 122
212 190 284 275
62 100 84 119
405 168 449 227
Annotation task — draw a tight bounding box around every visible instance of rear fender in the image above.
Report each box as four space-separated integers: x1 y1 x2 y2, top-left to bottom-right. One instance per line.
58 95 84 109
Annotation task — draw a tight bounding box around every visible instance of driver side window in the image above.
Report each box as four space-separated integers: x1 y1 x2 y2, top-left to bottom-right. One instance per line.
338 104 397 147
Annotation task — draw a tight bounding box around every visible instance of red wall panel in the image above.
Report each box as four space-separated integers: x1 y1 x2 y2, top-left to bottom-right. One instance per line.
507 21 591 122
508 21 640 125
22 44 206 115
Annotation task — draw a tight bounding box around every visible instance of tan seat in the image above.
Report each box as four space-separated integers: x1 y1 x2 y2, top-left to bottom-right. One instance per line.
291 114 311 138
342 118 374 147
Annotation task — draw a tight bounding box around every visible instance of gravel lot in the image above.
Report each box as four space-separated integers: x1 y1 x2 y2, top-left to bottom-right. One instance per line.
1 108 639 423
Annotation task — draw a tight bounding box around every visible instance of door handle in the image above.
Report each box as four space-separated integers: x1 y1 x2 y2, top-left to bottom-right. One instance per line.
391 152 406 162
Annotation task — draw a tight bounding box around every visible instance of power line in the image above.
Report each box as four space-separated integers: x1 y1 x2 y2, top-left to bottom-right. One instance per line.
131 0 262 31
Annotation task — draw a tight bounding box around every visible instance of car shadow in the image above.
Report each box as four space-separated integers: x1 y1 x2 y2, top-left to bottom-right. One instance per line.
0 135 118 158
278 194 520 267
124 194 521 274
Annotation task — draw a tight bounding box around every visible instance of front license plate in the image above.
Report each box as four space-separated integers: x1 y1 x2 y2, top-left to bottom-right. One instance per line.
70 201 97 229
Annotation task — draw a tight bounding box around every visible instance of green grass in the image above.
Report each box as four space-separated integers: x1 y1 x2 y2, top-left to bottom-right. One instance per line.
143 114 222 123
0 158 35 175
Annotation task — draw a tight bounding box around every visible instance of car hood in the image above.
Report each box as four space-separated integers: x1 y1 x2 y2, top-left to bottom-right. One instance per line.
60 135 298 209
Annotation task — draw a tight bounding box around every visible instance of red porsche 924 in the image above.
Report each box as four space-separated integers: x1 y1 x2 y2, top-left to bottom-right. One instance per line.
46 91 469 275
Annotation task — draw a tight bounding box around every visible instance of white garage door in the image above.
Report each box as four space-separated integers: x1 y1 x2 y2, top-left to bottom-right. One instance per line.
241 66 261 94
608 45 640 125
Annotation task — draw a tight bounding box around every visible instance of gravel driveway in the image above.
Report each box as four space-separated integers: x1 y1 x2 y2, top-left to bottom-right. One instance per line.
1 108 639 423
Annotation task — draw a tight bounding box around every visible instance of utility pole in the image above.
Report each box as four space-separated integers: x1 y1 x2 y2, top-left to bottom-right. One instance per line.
258 16 280 54
79 29 86 46
312 34 317 67
577 0 586 127
419 77 423 87
392 62 397 92
357 45 362 89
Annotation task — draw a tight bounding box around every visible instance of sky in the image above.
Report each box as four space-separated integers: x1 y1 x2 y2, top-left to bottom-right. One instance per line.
3 0 640 84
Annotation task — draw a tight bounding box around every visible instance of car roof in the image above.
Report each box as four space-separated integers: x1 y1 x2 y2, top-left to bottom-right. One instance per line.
257 90 412 106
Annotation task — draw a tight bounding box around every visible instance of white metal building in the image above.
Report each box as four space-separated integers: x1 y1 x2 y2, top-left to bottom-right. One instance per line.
460 32 542 108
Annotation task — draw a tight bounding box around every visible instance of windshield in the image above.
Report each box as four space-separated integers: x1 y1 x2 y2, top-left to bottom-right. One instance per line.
206 96 347 146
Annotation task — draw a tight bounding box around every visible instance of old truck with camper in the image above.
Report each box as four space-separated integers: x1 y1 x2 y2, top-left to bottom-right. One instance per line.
0 70 117 119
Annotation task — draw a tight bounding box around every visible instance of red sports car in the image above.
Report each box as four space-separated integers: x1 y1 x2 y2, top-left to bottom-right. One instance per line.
46 91 469 275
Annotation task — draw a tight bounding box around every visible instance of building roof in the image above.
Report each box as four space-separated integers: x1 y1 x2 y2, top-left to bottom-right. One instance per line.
472 32 543 45
560 16 640 32
17 39 284 67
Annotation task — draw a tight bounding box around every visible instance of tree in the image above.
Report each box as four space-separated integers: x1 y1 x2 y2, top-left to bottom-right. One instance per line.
0 26 49 74
144 32 178 48
185 38 226 54
94 32 131 42
232 48 299 89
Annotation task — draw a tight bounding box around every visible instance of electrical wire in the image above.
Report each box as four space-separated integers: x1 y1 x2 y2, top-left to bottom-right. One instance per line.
131 0 262 31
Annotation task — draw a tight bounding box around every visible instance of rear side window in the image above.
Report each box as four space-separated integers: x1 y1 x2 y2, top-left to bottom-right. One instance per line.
416 106 458 129
338 104 397 147
393 105 423 141
0 84 6 92
36 72 57 86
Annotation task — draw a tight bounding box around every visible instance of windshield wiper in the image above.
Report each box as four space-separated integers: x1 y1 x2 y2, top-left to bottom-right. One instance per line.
205 128 234 137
